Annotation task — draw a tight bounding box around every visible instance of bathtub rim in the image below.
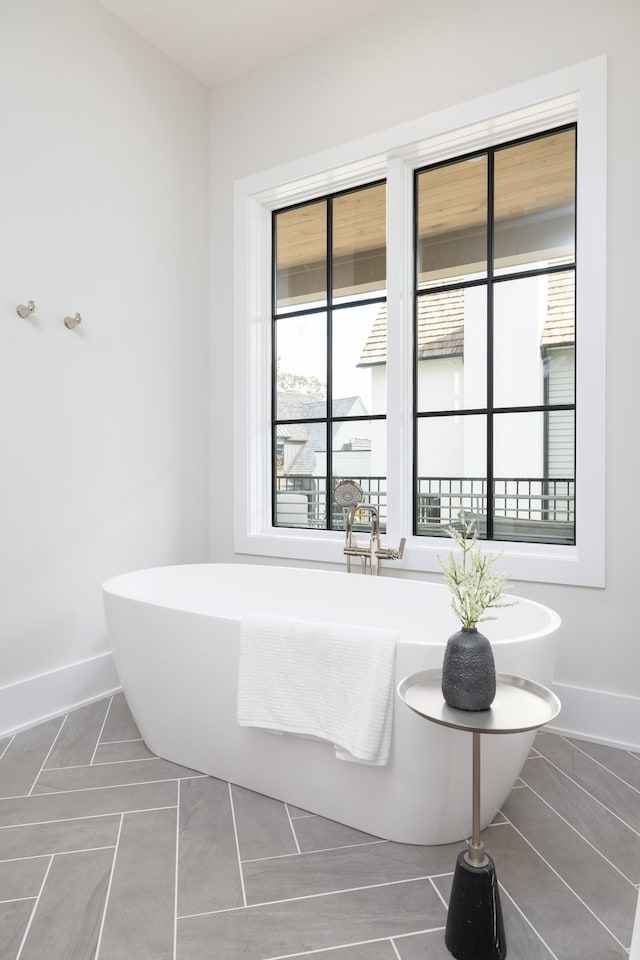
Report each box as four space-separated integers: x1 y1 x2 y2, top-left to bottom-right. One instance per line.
102 561 561 647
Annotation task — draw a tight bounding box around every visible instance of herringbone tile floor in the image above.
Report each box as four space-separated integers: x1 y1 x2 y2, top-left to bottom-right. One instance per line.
0 693 637 959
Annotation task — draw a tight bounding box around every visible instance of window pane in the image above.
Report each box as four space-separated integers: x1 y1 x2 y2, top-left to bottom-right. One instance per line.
493 271 575 409
493 411 575 544
332 183 386 303
331 420 387 532
542 271 576 405
416 287 487 412
275 200 327 312
275 313 327 419
274 422 328 529
333 302 386 416
494 129 575 275
417 156 487 289
415 415 487 536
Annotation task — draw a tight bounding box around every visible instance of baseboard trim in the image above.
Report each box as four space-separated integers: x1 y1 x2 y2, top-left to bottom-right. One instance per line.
0 652 121 739
549 681 640 751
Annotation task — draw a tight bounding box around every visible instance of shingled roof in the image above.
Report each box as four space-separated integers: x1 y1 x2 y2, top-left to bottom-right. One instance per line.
359 270 574 365
276 394 364 427
359 289 464 366
541 270 575 348
276 395 369 476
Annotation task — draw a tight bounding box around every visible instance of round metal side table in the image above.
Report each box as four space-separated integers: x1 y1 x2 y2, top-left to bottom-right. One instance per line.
398 669 561 960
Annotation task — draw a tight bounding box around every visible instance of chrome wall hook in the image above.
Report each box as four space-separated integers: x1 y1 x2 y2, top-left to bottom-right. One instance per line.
16 300 36 319
64 313 83 330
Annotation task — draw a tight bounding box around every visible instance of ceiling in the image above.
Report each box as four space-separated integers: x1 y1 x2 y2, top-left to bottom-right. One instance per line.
97 0 400 89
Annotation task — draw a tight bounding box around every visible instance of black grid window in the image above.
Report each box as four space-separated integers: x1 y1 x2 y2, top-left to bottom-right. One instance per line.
413 125 577 545
271 182 387 532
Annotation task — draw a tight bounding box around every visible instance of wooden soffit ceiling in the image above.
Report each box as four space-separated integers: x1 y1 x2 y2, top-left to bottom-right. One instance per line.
276 130 575 271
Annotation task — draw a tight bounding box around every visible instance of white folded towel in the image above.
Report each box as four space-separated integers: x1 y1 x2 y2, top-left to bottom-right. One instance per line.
237 613 398 766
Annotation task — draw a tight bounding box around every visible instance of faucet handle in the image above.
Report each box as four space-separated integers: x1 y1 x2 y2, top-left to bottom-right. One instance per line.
389 538 406 560
376 538 406 561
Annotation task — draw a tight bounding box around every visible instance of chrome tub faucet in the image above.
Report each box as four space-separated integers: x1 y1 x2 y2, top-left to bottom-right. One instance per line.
333 481 406 575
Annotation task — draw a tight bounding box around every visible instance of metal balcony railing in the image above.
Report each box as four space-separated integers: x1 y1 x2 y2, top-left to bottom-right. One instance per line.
274 476 387 531
275 475 575 545
416 477 575 545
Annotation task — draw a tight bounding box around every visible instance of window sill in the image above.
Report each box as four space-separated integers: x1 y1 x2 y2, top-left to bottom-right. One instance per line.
234 528 603 588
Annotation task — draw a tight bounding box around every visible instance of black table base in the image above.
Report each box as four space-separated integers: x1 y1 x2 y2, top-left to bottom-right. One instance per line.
445 851 507 959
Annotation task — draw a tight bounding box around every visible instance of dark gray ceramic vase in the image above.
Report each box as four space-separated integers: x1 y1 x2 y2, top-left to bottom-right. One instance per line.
441 627 496 711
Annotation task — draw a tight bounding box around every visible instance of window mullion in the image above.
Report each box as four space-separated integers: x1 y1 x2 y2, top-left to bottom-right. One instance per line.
326 197 334 530
486 148 495 541
385 157 414 549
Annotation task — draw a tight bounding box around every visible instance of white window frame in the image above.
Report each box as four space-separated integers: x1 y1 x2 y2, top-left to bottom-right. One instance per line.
233 56 606 587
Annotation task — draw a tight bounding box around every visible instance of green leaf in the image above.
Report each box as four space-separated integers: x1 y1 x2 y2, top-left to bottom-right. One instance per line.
437 509 516 629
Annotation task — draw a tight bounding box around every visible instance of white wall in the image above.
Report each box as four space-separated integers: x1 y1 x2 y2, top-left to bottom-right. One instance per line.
0 0 209 720
210 0 640 719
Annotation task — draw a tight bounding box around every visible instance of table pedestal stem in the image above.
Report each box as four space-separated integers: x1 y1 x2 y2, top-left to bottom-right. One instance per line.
466 732 488 868
445 732 506 960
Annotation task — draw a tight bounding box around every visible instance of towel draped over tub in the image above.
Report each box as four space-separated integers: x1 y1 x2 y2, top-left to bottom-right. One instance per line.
236 613 398 766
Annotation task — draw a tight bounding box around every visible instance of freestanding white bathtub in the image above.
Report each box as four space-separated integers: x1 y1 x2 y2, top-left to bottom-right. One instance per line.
102 563 561 845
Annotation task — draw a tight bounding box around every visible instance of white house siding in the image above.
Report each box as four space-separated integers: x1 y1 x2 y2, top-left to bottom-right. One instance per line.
546 346 575 479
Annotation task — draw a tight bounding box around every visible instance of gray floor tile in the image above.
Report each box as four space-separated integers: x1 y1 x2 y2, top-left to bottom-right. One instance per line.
98 807 176 960
31 757 201 794
0 780 178 828
0 899 35 957
293 814 381 853
502 783 637 945
499 886 572 959
297 943 399 959
99 694 140 743
1 703 636 960
485 821 628 958
242 837 460 906
0 813 120 861
43 701 110 769
286 804 314 818
93 739 154 764
0 718 64 799
393 929 451 960
432 871 555 960
232 785 298 861
177 878 445 960
178 777 244 916
566 737 640 790
20 848 113 960
519 755 640 882
0 857 48 901
534 735 640 832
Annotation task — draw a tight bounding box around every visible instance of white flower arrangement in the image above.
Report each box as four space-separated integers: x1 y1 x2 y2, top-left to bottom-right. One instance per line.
438 510 515 630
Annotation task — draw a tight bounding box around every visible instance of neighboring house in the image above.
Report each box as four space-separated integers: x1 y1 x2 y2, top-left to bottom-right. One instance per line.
275 269 574 530
358 268 575 534
275 394 372 526
276 394 371 477
275 392 311 474
359 269 575 481
540 270 575 481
